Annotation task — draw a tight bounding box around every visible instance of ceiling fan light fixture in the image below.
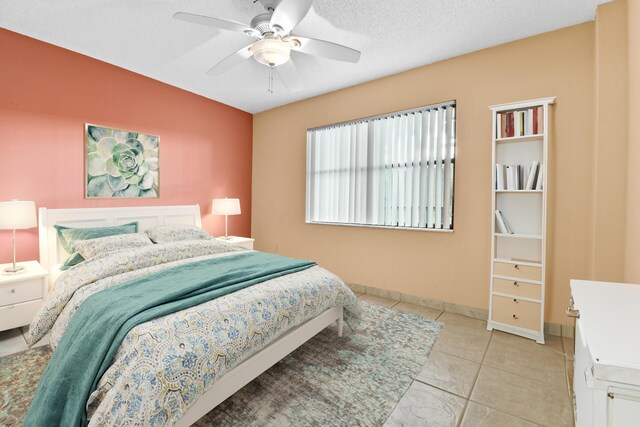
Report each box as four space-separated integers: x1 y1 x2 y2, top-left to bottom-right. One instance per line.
288 38 301 48
251 38 291 67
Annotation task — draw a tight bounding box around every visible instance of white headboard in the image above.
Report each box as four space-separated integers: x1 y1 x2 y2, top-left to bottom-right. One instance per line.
39 204 202 279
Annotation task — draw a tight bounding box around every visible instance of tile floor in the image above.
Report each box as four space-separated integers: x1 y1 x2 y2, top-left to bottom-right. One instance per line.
0 326 50 357
359 293 576 427
0 294 575 427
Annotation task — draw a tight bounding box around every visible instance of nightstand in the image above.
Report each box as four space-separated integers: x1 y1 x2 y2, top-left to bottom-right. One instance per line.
0 261 48 332
215 236 255 250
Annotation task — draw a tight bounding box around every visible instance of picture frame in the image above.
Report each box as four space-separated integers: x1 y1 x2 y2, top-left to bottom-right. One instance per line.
85 123 160 198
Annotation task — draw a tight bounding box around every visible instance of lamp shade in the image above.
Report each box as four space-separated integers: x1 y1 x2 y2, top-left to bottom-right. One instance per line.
0 200 37 230
212 198 241 216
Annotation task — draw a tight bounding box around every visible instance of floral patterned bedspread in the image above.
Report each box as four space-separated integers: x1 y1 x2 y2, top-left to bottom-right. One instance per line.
26 240 358 426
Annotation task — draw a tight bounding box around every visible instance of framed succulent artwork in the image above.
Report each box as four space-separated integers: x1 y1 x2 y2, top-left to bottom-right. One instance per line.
85 124 159 198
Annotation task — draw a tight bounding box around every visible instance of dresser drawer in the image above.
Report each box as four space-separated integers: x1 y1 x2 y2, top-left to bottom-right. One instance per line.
0 278 44 306
493 261 542 282
0 299 43 331
493 278 541 300
492 295 541 331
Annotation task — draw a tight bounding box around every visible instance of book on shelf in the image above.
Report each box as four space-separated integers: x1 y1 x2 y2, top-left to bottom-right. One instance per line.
525 161 540 190
505 165 515 190
496 106 544 138
500 164 516 190
495 164 506 190
495 210 512 234
495 163 543 191
535 168 544 190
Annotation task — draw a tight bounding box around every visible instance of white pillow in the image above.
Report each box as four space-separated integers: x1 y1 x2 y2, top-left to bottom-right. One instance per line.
72 233 153 259
145 224 213 243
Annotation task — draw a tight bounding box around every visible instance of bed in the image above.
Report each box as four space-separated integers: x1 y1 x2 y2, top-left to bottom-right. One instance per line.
29 204 357 426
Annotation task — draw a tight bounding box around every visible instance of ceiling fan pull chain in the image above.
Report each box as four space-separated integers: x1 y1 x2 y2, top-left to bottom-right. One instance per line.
268 65 274 94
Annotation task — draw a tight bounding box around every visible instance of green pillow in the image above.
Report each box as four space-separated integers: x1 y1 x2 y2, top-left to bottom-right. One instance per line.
59 252 85 270
54 222 138 268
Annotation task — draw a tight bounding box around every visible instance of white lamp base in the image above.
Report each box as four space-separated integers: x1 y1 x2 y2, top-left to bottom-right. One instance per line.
3 265 26 275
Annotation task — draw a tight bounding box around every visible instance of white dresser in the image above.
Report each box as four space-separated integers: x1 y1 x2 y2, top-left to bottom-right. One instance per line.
570 280 640 426
0 261 48 332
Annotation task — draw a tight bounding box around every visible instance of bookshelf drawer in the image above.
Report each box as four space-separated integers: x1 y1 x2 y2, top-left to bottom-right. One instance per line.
492 295 541 331
493 261 541 281
493 278 541 300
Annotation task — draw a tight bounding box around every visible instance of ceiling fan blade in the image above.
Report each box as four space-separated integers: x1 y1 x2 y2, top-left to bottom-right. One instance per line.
290 36 361 63
276 60 303 92
270 0 314 34
207 44 254 76
173 12 252 34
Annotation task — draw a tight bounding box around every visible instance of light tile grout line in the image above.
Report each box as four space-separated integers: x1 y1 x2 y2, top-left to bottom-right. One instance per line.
403 308 487 426
465 333 559 427
564 360 574 426
561 337 575 424
430 310 550 427
474 353 570 389
380 299 442 426
455 323 492 427
380 299 419 426
359 296 574 426
468 336 574 427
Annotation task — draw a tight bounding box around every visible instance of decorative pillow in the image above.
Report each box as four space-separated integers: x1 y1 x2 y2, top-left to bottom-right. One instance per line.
55 222 139 270
73 233 152 259
55 222 139 254
145 224 212 243
60 252 85 271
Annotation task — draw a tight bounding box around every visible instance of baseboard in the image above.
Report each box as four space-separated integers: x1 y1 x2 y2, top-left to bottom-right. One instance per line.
347 282 574 339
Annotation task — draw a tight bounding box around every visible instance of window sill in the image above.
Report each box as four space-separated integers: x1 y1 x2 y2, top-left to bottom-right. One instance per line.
305 221 454 233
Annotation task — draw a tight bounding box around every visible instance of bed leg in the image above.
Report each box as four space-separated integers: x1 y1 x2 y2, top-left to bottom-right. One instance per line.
336 306 344 337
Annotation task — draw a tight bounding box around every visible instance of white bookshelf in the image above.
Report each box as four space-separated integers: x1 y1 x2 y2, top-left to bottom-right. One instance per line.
488 97 555 344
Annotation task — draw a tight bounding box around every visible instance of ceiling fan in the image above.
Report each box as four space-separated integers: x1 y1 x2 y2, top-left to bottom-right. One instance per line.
173 0 361 92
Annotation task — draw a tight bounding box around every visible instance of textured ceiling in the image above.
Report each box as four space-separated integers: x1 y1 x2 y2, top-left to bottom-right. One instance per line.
0 0 609 113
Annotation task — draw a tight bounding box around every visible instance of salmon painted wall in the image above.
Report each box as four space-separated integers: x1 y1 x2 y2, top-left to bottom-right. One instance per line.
0 29 253 264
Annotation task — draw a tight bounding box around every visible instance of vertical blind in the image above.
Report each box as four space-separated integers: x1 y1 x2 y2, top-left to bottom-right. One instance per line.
306 101 456 230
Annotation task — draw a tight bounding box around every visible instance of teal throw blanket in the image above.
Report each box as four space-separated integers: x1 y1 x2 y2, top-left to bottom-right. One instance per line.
25 251 316 426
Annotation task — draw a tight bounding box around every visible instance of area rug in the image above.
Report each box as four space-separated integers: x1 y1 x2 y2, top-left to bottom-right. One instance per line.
0 301 440 426
0 346 51 427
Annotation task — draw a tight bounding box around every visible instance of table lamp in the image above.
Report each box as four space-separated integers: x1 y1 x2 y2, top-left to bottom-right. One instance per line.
0 200 37 274
212 198 241 240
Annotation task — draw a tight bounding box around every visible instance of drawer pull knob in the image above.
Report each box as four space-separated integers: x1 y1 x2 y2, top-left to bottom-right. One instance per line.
513 298 518 303
11 288 16 293
513 281 519 286
512 314 519 319
514 264 520 269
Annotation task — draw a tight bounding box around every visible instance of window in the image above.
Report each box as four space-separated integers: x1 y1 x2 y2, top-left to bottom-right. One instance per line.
306 101 456 230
